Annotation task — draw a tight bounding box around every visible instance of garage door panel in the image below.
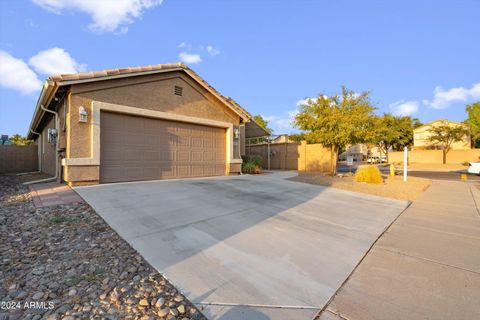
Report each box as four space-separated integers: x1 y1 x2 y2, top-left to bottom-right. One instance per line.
177 166 190 177
177 135 191 147
159 166 175 178
144 151 161 161
203 151 214 162
100 112 226 183
215 164 225 175
177 150 190 162
160 151 175 161
191 137 203 147
191 151 203 162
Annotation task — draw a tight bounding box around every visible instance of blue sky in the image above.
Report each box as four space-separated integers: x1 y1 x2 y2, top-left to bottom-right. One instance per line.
0 0 479 136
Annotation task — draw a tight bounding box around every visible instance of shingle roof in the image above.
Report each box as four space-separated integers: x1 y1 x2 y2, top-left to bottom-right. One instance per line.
48 62 251 120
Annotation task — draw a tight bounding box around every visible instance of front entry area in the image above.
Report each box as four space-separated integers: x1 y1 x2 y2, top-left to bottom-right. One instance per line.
99 111 226 183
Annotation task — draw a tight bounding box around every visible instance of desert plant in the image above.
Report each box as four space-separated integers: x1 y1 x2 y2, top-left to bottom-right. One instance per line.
241 154 262 167
242 162 261 174
354 165 383 184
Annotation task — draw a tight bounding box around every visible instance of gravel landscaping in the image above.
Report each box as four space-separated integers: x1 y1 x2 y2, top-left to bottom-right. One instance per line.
0 175 206 320
290 173 431 201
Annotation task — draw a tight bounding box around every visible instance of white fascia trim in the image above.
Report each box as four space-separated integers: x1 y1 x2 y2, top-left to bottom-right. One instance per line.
62 101 236 166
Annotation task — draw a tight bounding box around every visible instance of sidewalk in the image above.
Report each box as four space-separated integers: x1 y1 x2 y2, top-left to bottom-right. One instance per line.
319 180 480 320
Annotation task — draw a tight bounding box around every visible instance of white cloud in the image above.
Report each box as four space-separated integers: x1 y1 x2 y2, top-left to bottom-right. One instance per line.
389 100 419 116
0 51 41 95
178 52 202 64
26 19 38 28
29 47 86 75
32 0 162 33
206 46 220 56
296 97 319 107
423 83 480 109
177 42 191 49
263 108 299 133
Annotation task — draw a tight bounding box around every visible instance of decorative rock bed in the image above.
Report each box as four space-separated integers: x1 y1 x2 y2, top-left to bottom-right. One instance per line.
0 175 205 320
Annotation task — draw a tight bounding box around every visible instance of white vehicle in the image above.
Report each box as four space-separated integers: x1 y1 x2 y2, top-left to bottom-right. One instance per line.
367 155 387 163
467 161 480 175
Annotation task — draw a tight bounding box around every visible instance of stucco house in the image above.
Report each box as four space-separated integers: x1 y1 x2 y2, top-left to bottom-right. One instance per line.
27 62 267 186
339 144 383 162
413 120 470 150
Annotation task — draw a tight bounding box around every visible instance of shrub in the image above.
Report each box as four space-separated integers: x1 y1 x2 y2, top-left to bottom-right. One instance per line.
241 154 262 167
354 165 383 184
242 162 261 174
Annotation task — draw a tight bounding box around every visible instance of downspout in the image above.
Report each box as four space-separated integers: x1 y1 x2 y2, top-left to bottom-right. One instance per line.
24 105 59 185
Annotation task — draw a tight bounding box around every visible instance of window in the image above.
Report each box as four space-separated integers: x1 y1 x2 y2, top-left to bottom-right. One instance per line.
174 85 183 96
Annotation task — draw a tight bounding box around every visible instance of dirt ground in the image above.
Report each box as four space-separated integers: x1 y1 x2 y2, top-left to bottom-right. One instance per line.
14 172 54 183
290 173 431 201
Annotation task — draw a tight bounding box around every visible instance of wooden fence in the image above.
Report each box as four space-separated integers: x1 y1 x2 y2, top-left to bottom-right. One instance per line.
246 141 332 172
0 145 38 174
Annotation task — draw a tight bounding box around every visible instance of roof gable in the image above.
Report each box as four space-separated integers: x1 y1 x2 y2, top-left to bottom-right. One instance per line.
48 62 251 121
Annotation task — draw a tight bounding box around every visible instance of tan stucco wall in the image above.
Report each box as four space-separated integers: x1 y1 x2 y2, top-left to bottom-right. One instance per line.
246 141 332 172
0 145 38 173
240 125 246 156
64 71 243 184
68 95 93 159
64 165 99 185
40 116 56 176
389 149 480 165
71 72 240 125
229 163 241 174
57 99 67 150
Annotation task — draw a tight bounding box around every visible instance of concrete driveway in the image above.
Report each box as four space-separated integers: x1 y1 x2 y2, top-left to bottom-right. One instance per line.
75 171 408 320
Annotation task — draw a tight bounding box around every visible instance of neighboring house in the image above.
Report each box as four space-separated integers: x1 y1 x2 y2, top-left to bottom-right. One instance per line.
1 135 12 145
27 62 267 186
413 120 470 150
271 134 291 144
339 144 383 162
343 144 368 161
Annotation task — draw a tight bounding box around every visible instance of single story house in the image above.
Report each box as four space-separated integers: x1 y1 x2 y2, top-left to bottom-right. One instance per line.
27 62 267 185
413 120 470 150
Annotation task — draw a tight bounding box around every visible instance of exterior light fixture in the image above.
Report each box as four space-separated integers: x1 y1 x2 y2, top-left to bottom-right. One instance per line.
79 106 88 123
234 128 240 139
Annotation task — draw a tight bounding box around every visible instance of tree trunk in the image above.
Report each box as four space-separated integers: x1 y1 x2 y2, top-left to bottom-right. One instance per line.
330 145 338 176
443 149 447 164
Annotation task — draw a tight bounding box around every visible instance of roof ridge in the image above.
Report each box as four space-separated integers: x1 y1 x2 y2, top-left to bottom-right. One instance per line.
49 62 186 81
45 61 251 121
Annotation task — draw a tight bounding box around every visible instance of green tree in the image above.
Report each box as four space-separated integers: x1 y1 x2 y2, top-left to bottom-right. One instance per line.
465 101 480 147
253 115 273 134
288 133 306 142
9 134 33 146
366 114 423 162
427 121 469 164
294 87 375 175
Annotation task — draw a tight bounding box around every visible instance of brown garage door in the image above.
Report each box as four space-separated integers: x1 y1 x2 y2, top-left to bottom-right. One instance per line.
100 112 226 183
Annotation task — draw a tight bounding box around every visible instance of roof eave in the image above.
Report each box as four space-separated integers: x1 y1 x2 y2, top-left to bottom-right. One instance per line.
50 67 251 122
27 80 58 139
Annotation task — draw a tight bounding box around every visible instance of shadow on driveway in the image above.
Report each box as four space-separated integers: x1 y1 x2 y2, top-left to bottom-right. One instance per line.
75 171 408 319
